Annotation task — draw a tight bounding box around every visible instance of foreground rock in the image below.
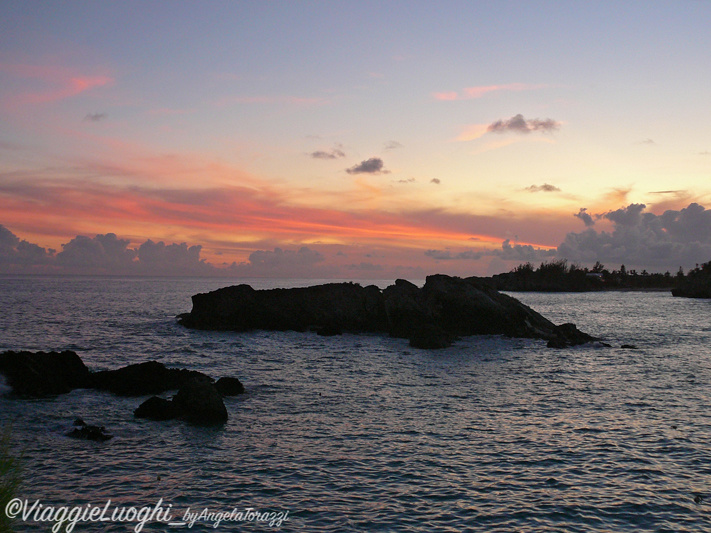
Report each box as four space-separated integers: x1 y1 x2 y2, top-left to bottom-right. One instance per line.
92 361 212 396
0 352 245 412
179 274 595 349
0 350 92 397
135 381 228 426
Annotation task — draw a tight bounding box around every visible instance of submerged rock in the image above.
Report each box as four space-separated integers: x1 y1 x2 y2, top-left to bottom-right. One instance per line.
67 418 113 442
178 274 596 349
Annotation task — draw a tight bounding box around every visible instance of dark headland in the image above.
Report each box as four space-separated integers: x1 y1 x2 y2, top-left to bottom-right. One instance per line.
671 262 711 298
482 259 711 297
178 274 594 349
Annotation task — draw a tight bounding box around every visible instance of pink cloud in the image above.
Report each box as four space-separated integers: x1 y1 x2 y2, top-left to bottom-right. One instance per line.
0 63 113 107
433 83 548 101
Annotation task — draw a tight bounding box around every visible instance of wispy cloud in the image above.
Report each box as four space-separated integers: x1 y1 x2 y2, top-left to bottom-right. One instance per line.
433 83 549 101
384 140 403 150
214 95 330 107
525 183 560 193
310 146 346 160
455 124 489 142
0 63 113 108
425 249 483 260
83 112 107 122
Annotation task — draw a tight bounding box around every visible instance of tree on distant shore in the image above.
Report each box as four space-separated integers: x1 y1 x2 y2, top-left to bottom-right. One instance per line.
493 260 681 291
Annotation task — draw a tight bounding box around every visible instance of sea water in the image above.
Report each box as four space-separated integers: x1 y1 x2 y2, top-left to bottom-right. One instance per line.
0 276 710 531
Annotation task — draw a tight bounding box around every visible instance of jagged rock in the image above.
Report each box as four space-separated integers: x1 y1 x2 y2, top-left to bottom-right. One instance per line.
215 377 245 396
178 274 594 349
0 351 245 421
67 418 113 442
179 282 387 333
0 350 91 397
546 323 596 349
92 361 212 396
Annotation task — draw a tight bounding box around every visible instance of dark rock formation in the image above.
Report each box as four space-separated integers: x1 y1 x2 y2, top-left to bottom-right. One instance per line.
0 350 92 397
134 381 228 426
172 381 228 425
91 360 212 396
0 351 245 415
215 377 245 396
179 274 596 349
546 323 596 349
179 282 387 333
67 418 113 442
134 396 177 420
409 324 454 349
0 351 241 426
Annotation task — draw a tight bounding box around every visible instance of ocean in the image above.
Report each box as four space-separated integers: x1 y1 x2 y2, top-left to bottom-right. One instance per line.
1 276 710 532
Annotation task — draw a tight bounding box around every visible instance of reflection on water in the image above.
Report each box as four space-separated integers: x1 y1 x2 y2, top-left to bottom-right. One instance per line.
1 277 710 531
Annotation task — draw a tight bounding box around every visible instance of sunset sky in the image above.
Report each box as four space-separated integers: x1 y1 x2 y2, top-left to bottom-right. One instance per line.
2 1 711 278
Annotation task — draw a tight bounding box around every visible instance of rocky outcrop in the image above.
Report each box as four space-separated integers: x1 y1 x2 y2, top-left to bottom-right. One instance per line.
179 282 387 333
178 274 595 349
0 352 246 408
134 381 228 426
91 361 212 396
0 350 92 397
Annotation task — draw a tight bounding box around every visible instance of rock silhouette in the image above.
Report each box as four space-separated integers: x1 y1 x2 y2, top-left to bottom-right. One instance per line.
0 351 243 426
0 350 91 397
179 274 594 349
135 380 228 426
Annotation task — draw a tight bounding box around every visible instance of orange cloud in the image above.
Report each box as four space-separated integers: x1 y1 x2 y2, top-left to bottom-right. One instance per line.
0 172 575 266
